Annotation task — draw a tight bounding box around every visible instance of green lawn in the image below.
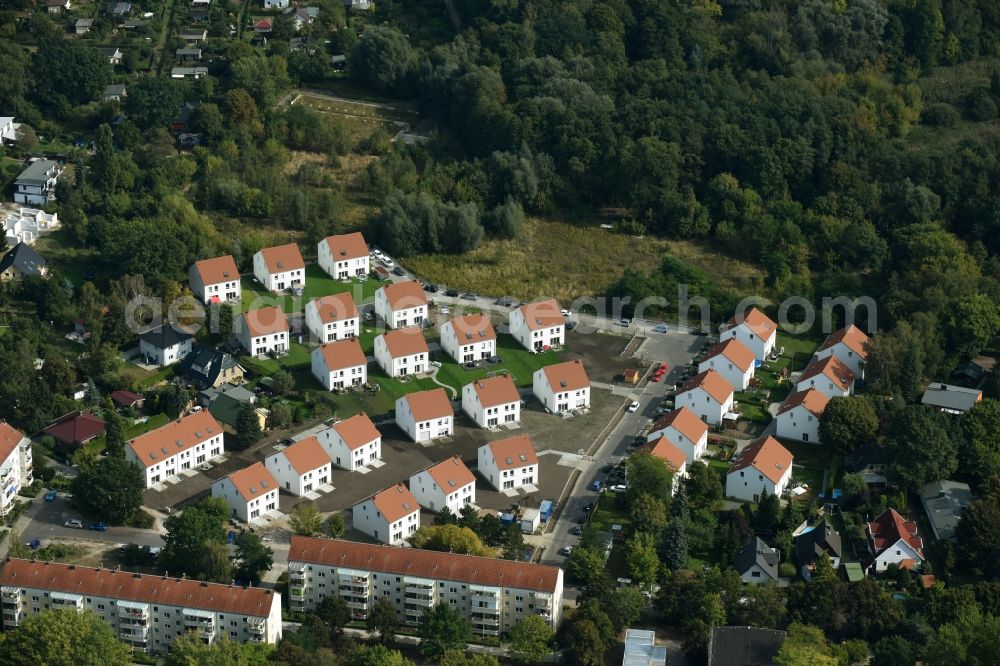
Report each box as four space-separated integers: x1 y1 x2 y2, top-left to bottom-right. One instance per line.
781 438 841 496
83 413 170 457
240 265 381 313
430 334 561 393
776 333 821 373
239 342 313 376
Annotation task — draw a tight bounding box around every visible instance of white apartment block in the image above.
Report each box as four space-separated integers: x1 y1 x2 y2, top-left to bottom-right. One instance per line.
0 422 33 518
311 338 367 391
478 435 538 492
317 413 381 471
409 456 475 514
374 326 429 378
462 375 520 429
318 232 369 279
374 280 428 329
440 314 496 363
125 411 224 488
305 293 360 343
252 243 305 293
395 388 453 442
238 306 289 357
211 462 279 523
0 559 282 653
188 255 241 304
287 536 563 634
532 360 590 414
509 300 565 352
264 436 332 497
352 484 420 545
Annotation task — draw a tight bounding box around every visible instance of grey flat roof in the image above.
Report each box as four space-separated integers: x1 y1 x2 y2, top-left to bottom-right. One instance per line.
623 629 667 666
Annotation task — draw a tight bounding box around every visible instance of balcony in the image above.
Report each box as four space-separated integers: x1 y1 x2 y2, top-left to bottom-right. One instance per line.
289 570 307 584
248 618 266 634
50 592 84 611
117 600 149 620
1 587 19 602
404 594 434 606
249 634 266 643
119 625 149 640
2 608 20 627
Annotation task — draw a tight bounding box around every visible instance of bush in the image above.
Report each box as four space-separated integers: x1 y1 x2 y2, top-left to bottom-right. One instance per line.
18 480 43 498
966 89 999 121
125 509 155 529
779 562 797 578
921 102 960 127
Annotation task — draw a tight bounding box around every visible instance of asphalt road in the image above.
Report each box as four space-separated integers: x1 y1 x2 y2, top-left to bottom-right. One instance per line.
20 494 165 550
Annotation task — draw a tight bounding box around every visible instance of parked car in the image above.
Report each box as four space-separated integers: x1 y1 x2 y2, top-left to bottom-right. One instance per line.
393 266 405 276
44 490 57 502
651 324 669 333
438 306 450 315
561 308 572 316
26 539 40 550
571 525 583 535
591 479 603 491
611 484 628 493
445 289 460 297
617 318 632 327
627 401 640 413
575 515 586 525
372 249 383 257
560 546 574 556
461 292 477 300
89 522 109 532
424 283 439 293
64 519 83 529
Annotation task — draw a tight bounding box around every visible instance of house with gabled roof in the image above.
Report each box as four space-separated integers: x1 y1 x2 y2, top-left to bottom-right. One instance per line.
645 407 709 463
374 326 428 377
866 508 924 573
795 519 842 580
735 537 780 585
265 436 331 497
719 307 777 361
509 300 565 352
409 456 476 514
353 483 420 545
920 479 974 541
814 324 870 379
698 338 756 390
188 255 241 304
646 435 686 494
238 306 288 357
252 243 305 293
317 413 381 471
462 375 520 429
125 410 224 487
212 462 279 522
675 369 734 426
922 382 982 415
139 324 194 367
14 160 64 206
725 436 793 503
478 434 538 492
0 242 47 281
796 356 855 399
42 411 106 449
776 388 829 444
311 337 366 391
374 280 427 329
305 293 359 343
396 388 453 442
318 232 369 280
441 313 496 364
180 345 245 390
532 359 590 414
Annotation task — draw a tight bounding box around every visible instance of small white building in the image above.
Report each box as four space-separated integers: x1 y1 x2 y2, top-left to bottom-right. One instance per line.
674 369 734 426
125 410 224 488
477 434 538 492
532 360 590 414
263 0 288 8
373 326 429 377
352 483 420 545
645 407 709 463
698 338 756 390
265 436 331 497
814 324 869 379
238 306 289 357
188 255 241 304
509 300 565 352
395 388 453 442
311 338 367 391
719 307 777 361
796 355 855 400
866 508 925 574
374 280 427 329
461 375 520 429
725 436 793 503
647 436 687 495
409 456 476 514
252 243 305 293
1 206 59 246
440 314 496 364
211 462 280 522
775 389 829 444
305 293 359 343
138 324 194 367
317 413 381 471
318 232 369 280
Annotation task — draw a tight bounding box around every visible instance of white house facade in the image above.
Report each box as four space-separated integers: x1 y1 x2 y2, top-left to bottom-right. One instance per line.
697 338 756 391
409 456 475 514
188 255 241 304
126 411 224 488
238 306 289 357
317 413 381 471
796 356 855 399
252 243 305 293
211 462 279 522
395 388 453 442
352 484 420 545
866 509 925 574
373 327 428 378
725 436 793 503
477 435 538 491
138 325 194 367
461 375 520 429
718 307 777 361
440 314 496 363
645 407 709 463
675 369 734 425
318 232 369 279
509 300 565 352
305 293 359 343
310 338 367 391
814 324 870 379
374 281 428 329
264 436 331 497
0 422 33 518
776 389 829 444
532 360 590 414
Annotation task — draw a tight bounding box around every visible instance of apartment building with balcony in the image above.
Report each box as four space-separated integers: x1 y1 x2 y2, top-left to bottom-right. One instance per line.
0 559 281 653
0 421 32 518
286 536 563 635
125 410 224 488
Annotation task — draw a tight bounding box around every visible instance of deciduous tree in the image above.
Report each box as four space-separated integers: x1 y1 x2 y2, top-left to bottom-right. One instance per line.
289 501 323 536
70 456 144 524
0 608 131 666
367 597 399 644
508 615 555 663
233 532 274 585
819 396 879 452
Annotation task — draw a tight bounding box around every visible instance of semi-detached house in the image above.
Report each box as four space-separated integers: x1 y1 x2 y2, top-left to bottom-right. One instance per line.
395 388 453 442
125 411 224 488
238 306 289 357
532 359 590 415
719 307 777 362
352 483 420 545
725 436 793 503
317 413 381 471
796 355 855 400
645 406 709 463
188 255 241 304
814 324 870 379
776 388 829 443
374 280 428 330
211 462 279 523
478 434 538 492
409 456 476 514
305 293 359 343
374 326 428 378
265 436 331 497
698 338 756 390
462 374 520 429
675 369 735 426
318 232 369 280
509 300 565 352
310 337 367 391
440 314 496 364
252 244 305 293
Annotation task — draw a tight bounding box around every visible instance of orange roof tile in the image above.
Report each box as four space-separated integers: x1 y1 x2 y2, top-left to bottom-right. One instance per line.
128 410 222 468
423 456 475 492
446 313 496 343
258 243 304 273
0 421 26 463
648 436 686 472
726 307 777 341
224 462 278 503
799 356 855 392
316 338 366 371
519 300 565 331
469 375 520 407
402 388 453 422
289 536 560 593
322 232 368 261
486 435 538 470
819 324 870 359
729 436 792 484
279 436 329 475
381 280 427 310
541 360 589 392
704 338 756 372
241 306 288 338
867 508 924 557
678 369 734 405
364 483 419 523
309 293 359 322
650 407 708 444
0 559 277 617
778 389 830 418
192 255 239 285
380 326 429 358
331 413 381 450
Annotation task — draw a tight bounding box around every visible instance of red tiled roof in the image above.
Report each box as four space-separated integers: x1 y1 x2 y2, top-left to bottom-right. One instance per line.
379 326 429 358
485 435 537 470
110 390 143 407
224 462 278 503
315 338 366 371
241 306 288 338
380 280 427 310
331 413 380 450
650 407 708 445
192 255 239 286
257 243 303 273
819 324 870 359
402 388 452 422
777 389 830 418
309 293 359 323
322 232 368 262
127 410 222 468
867 508 924 557
0 559 276 617
678 369 734 405
704 338 756 372
0 421 26 463
289 536 561 593
729 436 792 484
725 307 777 341
363 483 419 523
469 375 520 407
279 436 329 475
42 411 106 446
647 436 686 472
541 360 589 392
519 300 564 331
446 314 496 343
423 456 475 492
799 356 855 392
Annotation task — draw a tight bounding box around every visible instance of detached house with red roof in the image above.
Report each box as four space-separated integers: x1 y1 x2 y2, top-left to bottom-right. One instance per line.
814 324 870 379
698 338 756 390
265 436 331 497
478 435 538 492
374 326 429 377
866 508 924 573
441 313 496 364
532 359 590 415
252 243 305 293
374 280 427 329
0 422 33 517
796 355 855 399
462 375 521 429
317 413 381 471
776 389 830 443
42 411 105 449
645 406 709 463
212 462 279 522
311 338 367 391
305 293 359 343
352 483 420 545
509 300 565 352
720 307 777 361
238 306 289 357
126 410 224 488
409 456 476 513
725 436 793 503
675 369 735 426
318 232 369 280
396 388 453 442
188 255 241 304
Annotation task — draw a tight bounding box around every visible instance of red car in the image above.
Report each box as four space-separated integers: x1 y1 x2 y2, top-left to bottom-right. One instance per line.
651 373 663 382
659 362 669 372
